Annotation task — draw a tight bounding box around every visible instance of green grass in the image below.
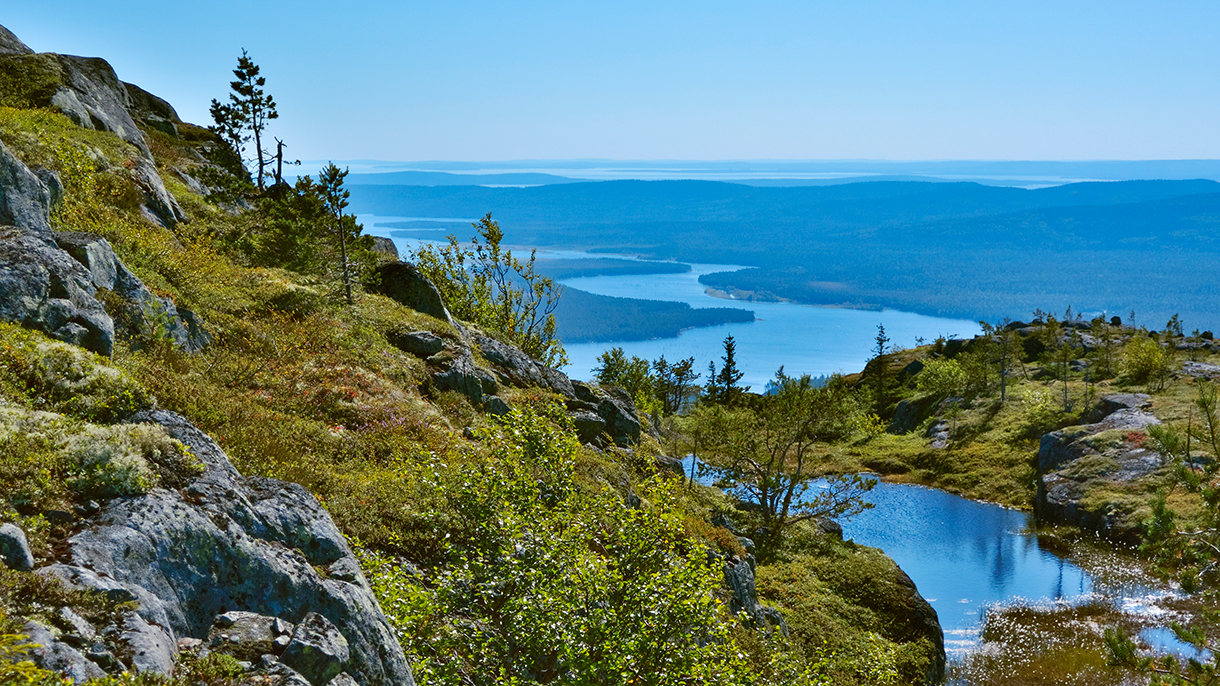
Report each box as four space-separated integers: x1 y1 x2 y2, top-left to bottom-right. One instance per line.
757 526 942 686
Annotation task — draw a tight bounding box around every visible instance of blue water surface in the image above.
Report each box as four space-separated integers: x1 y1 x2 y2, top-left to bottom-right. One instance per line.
360 214 983 389
839 480 1091 654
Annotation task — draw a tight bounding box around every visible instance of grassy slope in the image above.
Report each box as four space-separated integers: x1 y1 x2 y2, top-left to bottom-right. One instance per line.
0 102 946 684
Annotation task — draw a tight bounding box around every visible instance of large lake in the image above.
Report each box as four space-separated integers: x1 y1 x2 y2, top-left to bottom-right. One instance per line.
361 215 982 388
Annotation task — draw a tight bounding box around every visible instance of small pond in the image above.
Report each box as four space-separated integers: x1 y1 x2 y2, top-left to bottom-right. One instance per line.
679 457 1188 660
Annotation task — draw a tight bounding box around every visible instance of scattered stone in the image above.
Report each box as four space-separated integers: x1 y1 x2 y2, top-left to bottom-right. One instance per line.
121 611 176 675
571 411 606 444
280 613 350 686
58 607 96 642
897 359 925 384
131 158 185 228
1182 361 1220 380
22 620 107 684
0 522 35 571
386 329 444 357
430 352 491 405
816 518 843 540
482 395 511 416
926 419 950 450
85 642 125 672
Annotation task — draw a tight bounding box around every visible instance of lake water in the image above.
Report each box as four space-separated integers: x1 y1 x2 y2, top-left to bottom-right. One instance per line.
360 214 983 388
839 479 1092 655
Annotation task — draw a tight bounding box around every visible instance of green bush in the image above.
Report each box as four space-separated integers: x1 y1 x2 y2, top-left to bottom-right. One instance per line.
360 405 826 685
0 324 151 422
1120 334 1174 389
415 214 566 367
915 358 968 400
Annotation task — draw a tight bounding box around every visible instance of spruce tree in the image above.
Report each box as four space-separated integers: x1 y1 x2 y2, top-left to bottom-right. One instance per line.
318 163 354 304
705 335 748 405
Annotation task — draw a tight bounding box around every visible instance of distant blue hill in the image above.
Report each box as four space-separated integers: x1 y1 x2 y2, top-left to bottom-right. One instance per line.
349 177 1220 330
346 170 580 186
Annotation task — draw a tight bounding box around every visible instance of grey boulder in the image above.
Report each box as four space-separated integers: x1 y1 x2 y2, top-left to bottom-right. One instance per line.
386 329 444 357
0 522 35 571
21 620 106 684
44 409 414 686
0 226 115 356
372 262 453 325
54 231 208 351
280 612 350 686
0 140 54 240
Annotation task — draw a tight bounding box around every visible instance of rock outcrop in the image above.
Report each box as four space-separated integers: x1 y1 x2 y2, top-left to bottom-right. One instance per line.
0 223 116 355
55 231 209 352
0 25 187 228
0 139 205 356
723 556 787 635
0 24 32 56
372 262 453 325
1035 394 1164 542
29 409 416 686
377 264 647 449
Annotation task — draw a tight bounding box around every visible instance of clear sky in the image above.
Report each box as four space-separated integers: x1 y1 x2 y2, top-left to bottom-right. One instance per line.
6 1 1219 162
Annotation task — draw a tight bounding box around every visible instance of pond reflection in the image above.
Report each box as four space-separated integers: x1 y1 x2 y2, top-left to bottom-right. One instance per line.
840 479 1092 653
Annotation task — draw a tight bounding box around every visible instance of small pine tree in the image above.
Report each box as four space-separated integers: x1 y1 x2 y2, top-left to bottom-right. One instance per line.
318 163 354 304
705 335 748 405
869 324 891 414
213 49 279 190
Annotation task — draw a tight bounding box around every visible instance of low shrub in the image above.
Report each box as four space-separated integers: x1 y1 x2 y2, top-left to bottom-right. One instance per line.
0 324 151 422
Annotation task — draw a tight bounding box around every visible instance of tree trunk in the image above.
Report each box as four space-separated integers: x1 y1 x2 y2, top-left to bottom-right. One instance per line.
338 212 353 305
253 115 265 191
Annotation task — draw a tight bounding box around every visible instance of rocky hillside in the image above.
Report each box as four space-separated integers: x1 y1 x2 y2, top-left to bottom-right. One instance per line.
0 25 944 686
830 316 1220 547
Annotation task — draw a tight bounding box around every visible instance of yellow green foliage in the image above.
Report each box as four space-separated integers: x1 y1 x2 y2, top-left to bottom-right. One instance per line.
915 357 967 400
0 630 61 686
359 406 829 685
0 323 150 422
1120 334 1174 388
757 544 939 686
0 54 66 110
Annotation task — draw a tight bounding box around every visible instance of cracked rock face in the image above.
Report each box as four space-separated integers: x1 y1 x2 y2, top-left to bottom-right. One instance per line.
0 140 55 240
38 409 415 686
0 225 116 355
1035 394 1165 542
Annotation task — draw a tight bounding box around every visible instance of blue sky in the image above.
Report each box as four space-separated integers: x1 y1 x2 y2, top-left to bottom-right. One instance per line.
7 1 1219 161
